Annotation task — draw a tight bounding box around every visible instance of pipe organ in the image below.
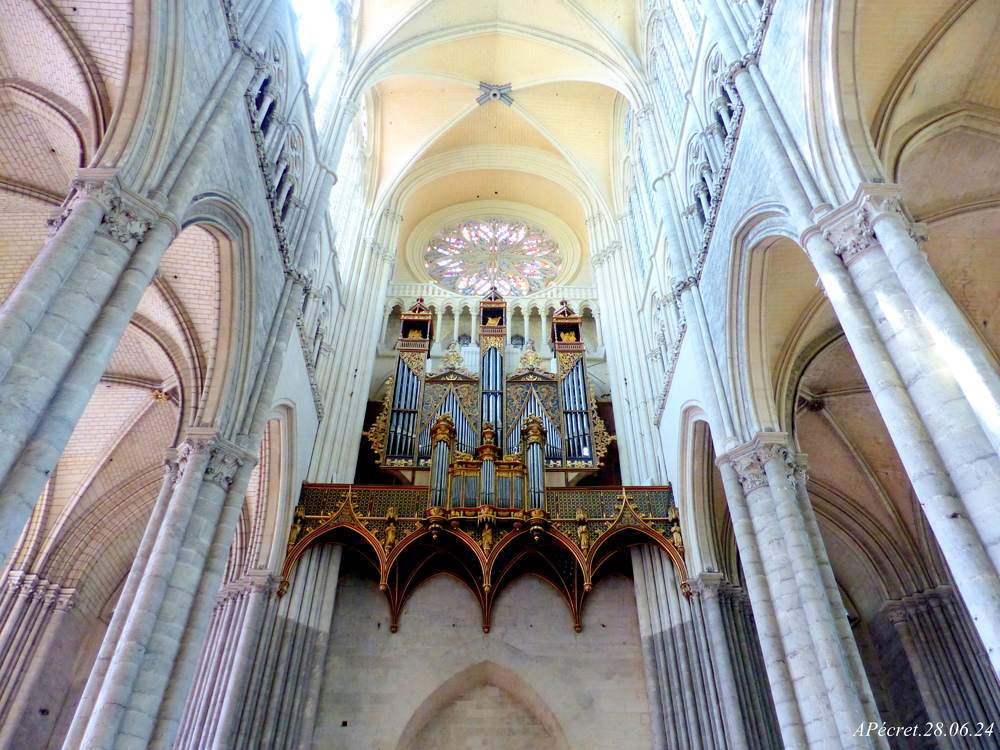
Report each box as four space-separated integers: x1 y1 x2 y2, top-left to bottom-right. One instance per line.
366 292 613 504
289 293 684 633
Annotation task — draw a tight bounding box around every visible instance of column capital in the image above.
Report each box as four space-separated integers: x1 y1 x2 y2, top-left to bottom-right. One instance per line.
717 433 795 493
592 241 621 267
807 182 925 265
692 571 726 597
881 600 908 626
175 428 257 490
205 438 258 490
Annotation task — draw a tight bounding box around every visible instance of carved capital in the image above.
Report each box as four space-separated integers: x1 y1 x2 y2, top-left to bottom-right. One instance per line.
175 430 218 482
723 52 759 86
693 571 725 598
47 176 120 235
881 601 909 626
823 209 878 265
204 439 257 490
99 196 154 247
592 241 622 267
382 207 403 224
732 453 767 494
672 275 699 295
285 266 311 289
634 104 656 125
54 588 78 612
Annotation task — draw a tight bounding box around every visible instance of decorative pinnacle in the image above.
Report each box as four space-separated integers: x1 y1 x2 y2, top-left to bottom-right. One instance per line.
477 82 513 106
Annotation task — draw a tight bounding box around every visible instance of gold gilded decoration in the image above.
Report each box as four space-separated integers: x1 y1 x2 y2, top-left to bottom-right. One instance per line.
287 505 306 552
384 506 398 552
556 352 582 379
668 506 683 554
151 389 170 402
588 382 614 465
485 316 501 326
478 506 495 553
576 507 590 554
559 330 577 342
442 341 463 368
284 483 684 630
513 340 546 375
406 329 424 339
431 413 456 443
399 350 425 375
363 377 393 456
482 335 504 350
522 414 546 445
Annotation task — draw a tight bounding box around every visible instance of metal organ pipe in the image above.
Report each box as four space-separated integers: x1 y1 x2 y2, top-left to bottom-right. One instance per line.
522 415 546 510
429 415 455 507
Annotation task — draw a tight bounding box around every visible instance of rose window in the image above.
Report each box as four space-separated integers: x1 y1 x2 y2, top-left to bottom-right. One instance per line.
424 218 562 296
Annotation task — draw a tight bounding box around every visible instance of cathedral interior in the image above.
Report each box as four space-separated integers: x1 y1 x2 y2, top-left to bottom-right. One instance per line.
1 0 999 747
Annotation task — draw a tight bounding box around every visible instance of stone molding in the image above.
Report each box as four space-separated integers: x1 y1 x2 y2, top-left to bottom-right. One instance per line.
591 241 621 268
719 434 800 496
810 183 927 266
175 428 258 490
2 571 77 611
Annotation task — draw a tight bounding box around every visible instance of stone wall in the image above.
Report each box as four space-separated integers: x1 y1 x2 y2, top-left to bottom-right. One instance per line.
314 573 652 750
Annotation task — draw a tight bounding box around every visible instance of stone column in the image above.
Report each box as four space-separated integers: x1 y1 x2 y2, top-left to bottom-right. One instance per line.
755 442 876 748
865 188 1000 457
792 455 877 718
694 573 751 750
728 446 832 748
68 430 257 750
809 204 1000 678
62 453 179 749
883 588 1000 750
0 0 276 570
722 438 886 750
0 173 117 381
229 545 342 750
174 571 274 750
634 547 747 750
0 582 76 749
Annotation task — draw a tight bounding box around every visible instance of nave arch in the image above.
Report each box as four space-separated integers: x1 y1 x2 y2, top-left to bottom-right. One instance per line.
725 222 1000 737
395 660 571 750
0 213 279 747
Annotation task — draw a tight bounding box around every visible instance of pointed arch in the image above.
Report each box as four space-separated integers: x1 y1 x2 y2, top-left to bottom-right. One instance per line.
394 660 571 750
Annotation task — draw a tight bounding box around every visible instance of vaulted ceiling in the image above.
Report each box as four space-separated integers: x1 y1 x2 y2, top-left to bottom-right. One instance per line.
340 0 651 286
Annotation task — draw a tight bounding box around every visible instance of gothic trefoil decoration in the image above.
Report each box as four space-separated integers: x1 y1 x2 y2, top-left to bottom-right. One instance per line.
281 482 685 634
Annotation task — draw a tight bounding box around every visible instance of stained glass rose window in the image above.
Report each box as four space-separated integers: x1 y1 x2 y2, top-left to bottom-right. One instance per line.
424 218 562 296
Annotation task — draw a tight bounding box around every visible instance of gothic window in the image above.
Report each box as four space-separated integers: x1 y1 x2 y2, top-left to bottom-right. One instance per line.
627 190 651 277
424 218 562 297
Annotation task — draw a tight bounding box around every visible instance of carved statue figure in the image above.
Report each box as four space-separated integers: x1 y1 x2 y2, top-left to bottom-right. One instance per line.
576 507 590 554
384 506 398 552
406 328 424 339
478 505 495 553
486 316 501 326
481 524 494 554
287 505 306 552
559 330 577 342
